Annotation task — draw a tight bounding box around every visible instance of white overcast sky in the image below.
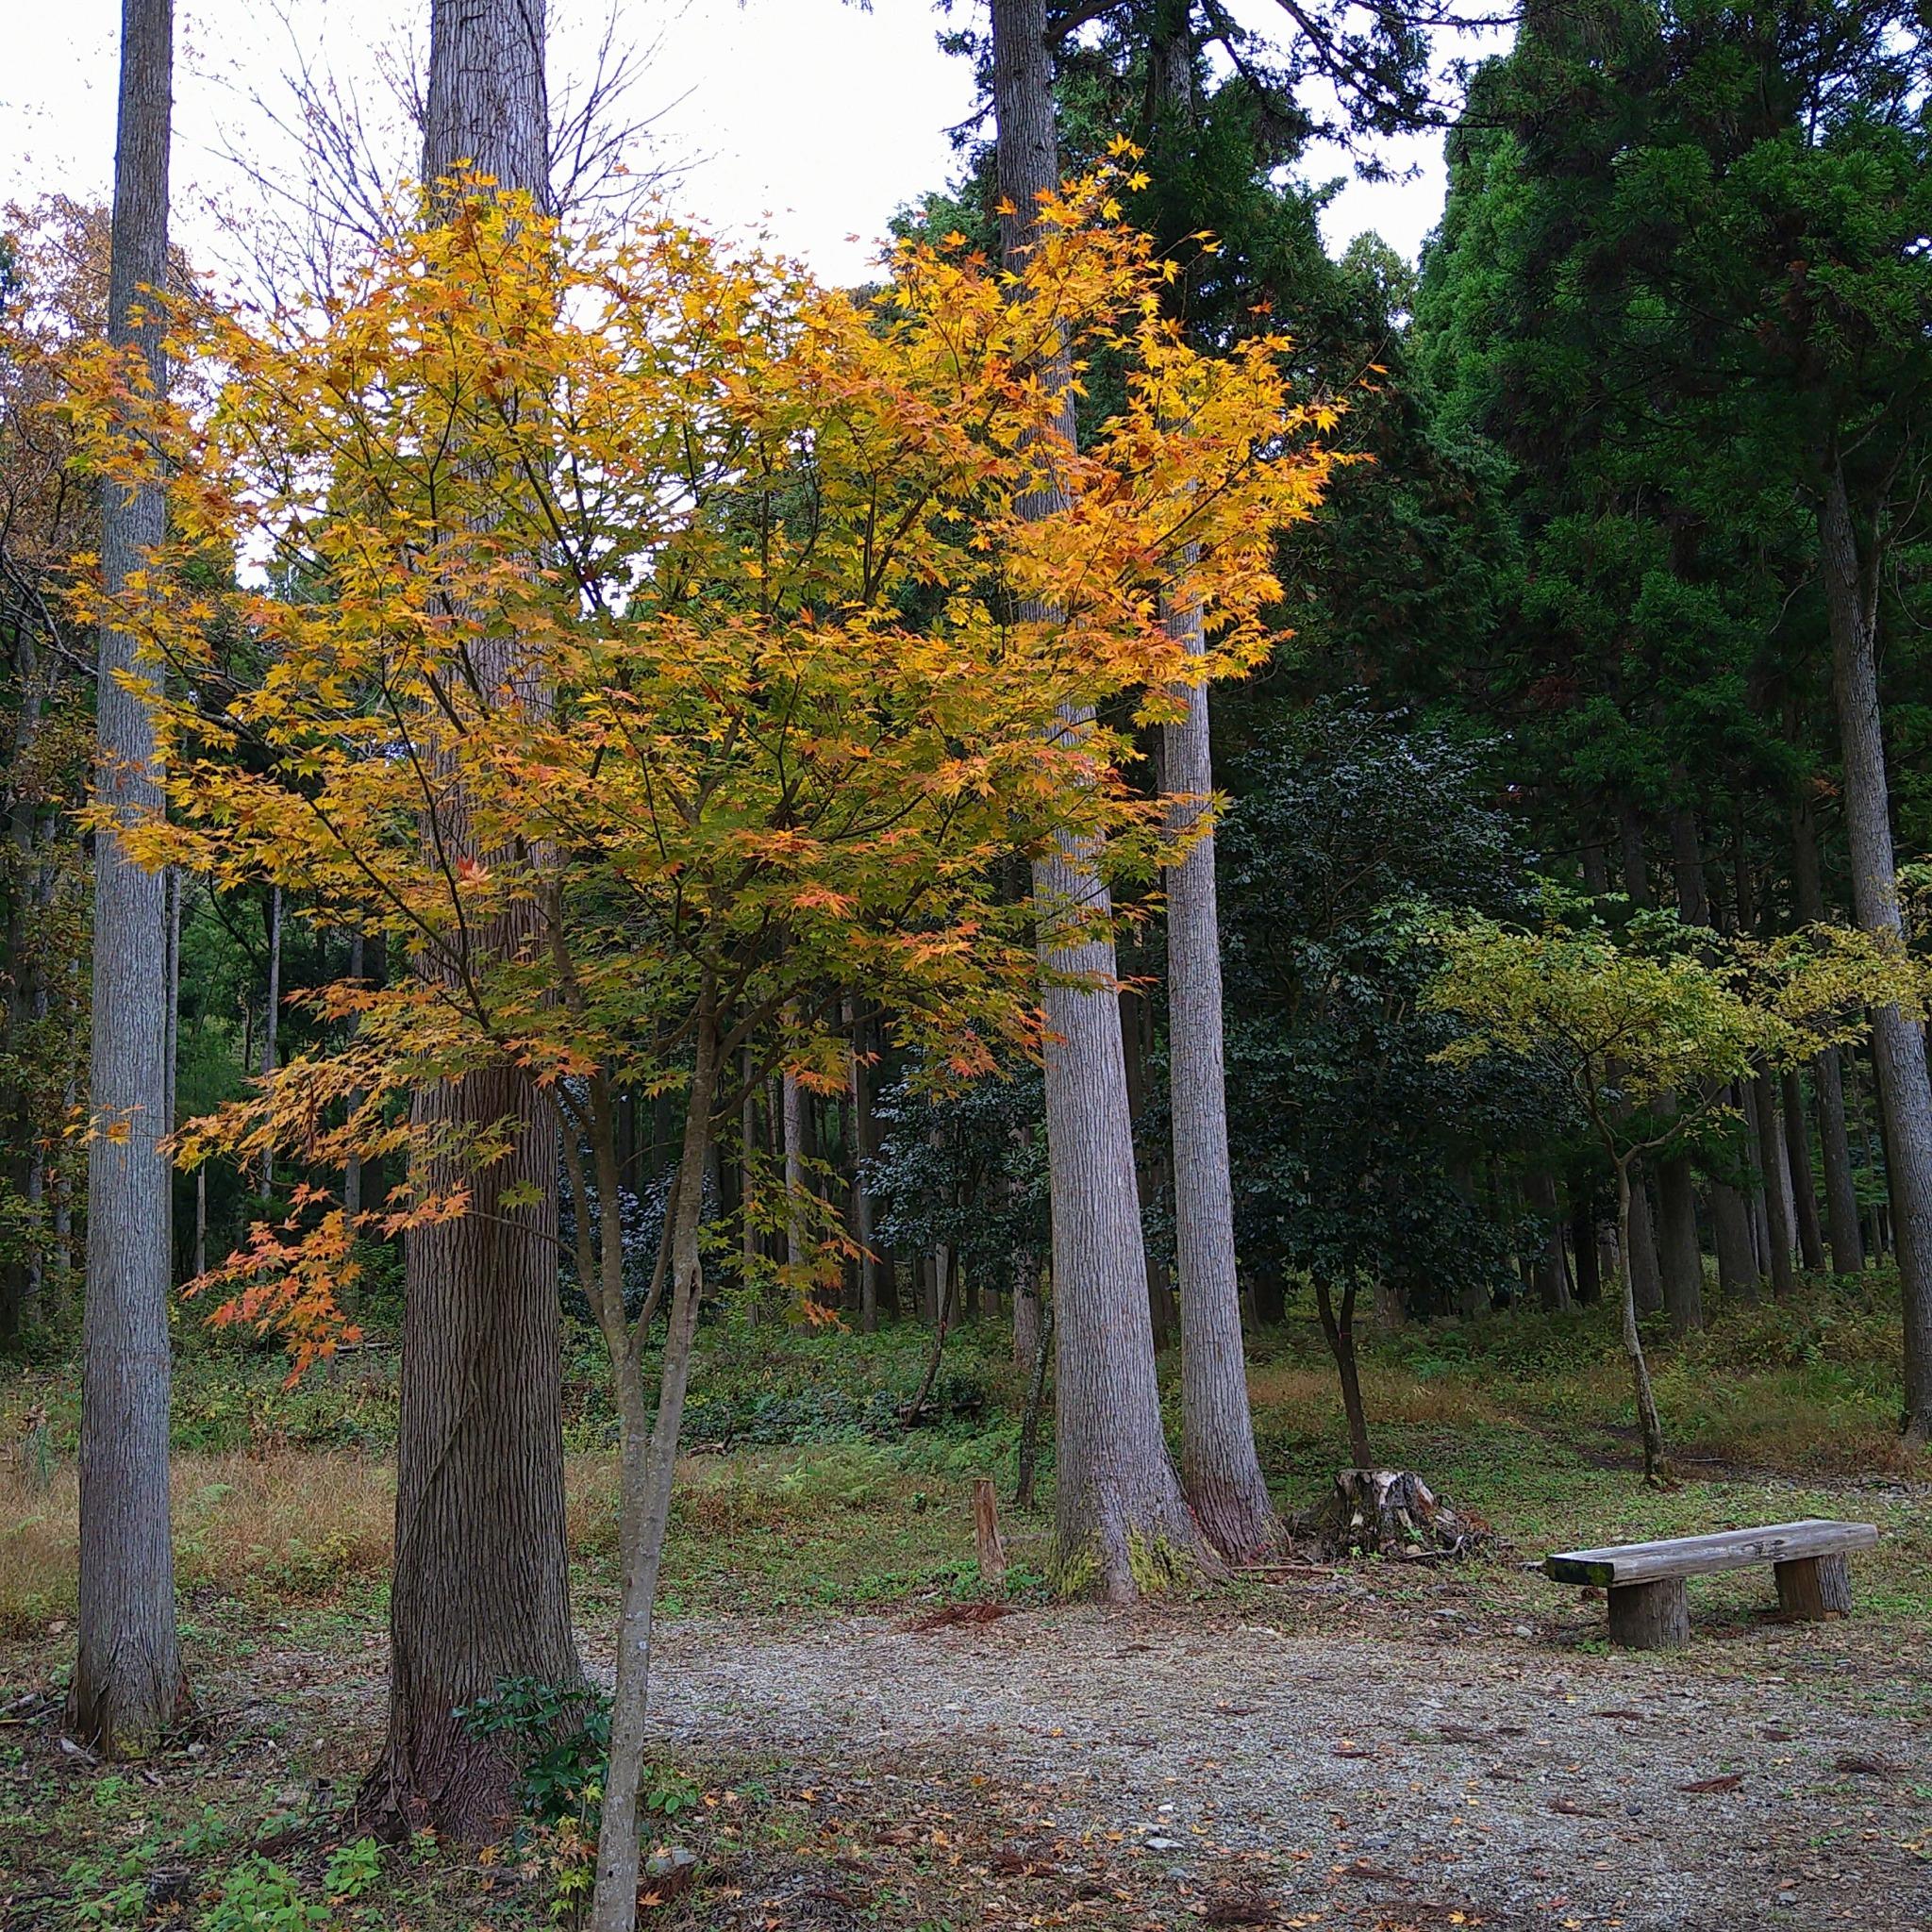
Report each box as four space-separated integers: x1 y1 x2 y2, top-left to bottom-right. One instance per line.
5 0 1468 287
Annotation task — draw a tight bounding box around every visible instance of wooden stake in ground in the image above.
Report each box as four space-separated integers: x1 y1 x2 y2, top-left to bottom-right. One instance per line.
974 1477 1008 1594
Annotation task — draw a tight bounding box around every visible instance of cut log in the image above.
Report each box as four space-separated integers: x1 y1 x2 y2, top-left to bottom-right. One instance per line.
973 1476 1007 1594
1774 1552 1853 1621
1606 1576 1690 1650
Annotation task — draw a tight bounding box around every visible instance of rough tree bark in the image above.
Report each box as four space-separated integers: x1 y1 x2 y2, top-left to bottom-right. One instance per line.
364 0 580 1840
1148 0 1277 1565
1821 456 1932 1434
71 0 188 1757
991 0 1215 1594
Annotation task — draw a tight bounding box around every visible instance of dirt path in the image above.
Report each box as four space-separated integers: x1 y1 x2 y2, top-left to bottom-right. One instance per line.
640 1600 1931 1932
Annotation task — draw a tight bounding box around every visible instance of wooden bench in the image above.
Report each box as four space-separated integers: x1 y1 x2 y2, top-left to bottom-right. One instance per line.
1544 1518 1878 1649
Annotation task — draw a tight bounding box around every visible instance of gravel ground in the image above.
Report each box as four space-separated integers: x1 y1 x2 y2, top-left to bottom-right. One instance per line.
641 1593 1932 1932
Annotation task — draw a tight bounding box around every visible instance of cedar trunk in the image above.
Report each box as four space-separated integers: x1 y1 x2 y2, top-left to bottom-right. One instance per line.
72 0 187 1755
1148 0 1274 1563
991 0 1214 1593
367 0 581 1840
1821 458 1932 1433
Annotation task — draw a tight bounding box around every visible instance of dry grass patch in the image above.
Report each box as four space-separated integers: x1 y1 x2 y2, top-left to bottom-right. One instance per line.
0 1449 395 1638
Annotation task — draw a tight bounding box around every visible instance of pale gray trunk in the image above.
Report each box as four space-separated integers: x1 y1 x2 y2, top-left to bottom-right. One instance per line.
1791 800 1864 1274
1152 0 1274 1565
991 0 1213 1592
1821 458 1932 1432
72 0 186 1754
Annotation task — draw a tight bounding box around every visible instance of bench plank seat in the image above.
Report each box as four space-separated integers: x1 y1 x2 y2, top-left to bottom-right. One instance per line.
1545 1517 1876 1589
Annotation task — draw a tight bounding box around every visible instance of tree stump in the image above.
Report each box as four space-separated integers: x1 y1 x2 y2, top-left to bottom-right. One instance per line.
1297 1470 1484 1561
1606 1576 1690 1650
1775 1552 1852 1621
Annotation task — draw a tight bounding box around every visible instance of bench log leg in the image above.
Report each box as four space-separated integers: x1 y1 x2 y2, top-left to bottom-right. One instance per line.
1606 1577 1690 1649
1774 1553 1852 1621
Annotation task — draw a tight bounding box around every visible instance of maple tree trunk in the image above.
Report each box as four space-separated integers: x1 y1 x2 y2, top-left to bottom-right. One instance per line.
991 0 1215 1596
1616 1162 1668 1484
590 1020 718 1932
71 0 188 1757
1823 459 1932 1436
364 0 580 1840
1314 1276 1373 1470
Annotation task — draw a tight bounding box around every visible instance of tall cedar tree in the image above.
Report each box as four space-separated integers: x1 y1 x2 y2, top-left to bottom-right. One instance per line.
1143 0 1280 1554
991 0 1218 1594
364 0 583 1840
71 0 187 1756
